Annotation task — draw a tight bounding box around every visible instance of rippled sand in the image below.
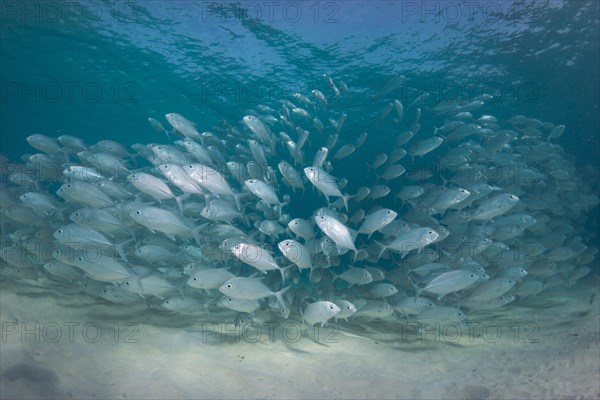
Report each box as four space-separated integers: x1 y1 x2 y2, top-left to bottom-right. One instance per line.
1 274 598 400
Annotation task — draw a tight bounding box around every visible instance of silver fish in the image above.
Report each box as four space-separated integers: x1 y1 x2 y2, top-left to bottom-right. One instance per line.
231 242 286 283
219 277 289 308
358 209 397 238
315 214 358 260
374 227 439 260
304 167 351 211
302 301 340 326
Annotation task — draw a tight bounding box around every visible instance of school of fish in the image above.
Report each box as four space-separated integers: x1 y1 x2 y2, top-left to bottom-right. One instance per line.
1 73 598 332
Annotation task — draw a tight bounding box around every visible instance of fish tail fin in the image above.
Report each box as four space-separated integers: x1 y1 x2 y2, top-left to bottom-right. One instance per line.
299 302 307 329
440 174 448 186
373 240 387 261
406 274 422 302
397 199 407 210
126 227 137 242
278 266 288 285
192 225 204 245
116 239 133 263
274 286 290 308
131 275 145 300
352 248 362 263
233 193 243 212
330 269 339 283
240 213 251 228
173 282 186 298
374 171 381 183
342 193 352 213
51 208 66 222
174 194 188 213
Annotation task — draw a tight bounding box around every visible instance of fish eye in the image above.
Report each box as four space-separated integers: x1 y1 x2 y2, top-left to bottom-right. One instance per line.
385 306 390 310
226 284 232 288
136 211 140 214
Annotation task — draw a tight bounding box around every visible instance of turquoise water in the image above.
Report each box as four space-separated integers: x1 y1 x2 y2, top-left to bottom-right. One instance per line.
2 0 599 225
2 1 598 158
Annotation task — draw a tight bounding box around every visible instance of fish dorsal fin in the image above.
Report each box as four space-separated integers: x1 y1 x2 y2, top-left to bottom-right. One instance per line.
248 272 263 280
349 227 358 242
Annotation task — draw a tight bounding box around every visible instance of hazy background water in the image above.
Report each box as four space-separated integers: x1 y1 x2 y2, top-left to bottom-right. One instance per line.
1 0 599 230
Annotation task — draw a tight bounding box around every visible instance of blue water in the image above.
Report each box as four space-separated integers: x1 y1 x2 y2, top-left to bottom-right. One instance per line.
1 1 598 156
2 0 599 244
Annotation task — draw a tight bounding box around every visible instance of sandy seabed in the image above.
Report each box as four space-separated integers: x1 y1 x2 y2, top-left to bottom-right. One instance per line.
1 274 598 400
